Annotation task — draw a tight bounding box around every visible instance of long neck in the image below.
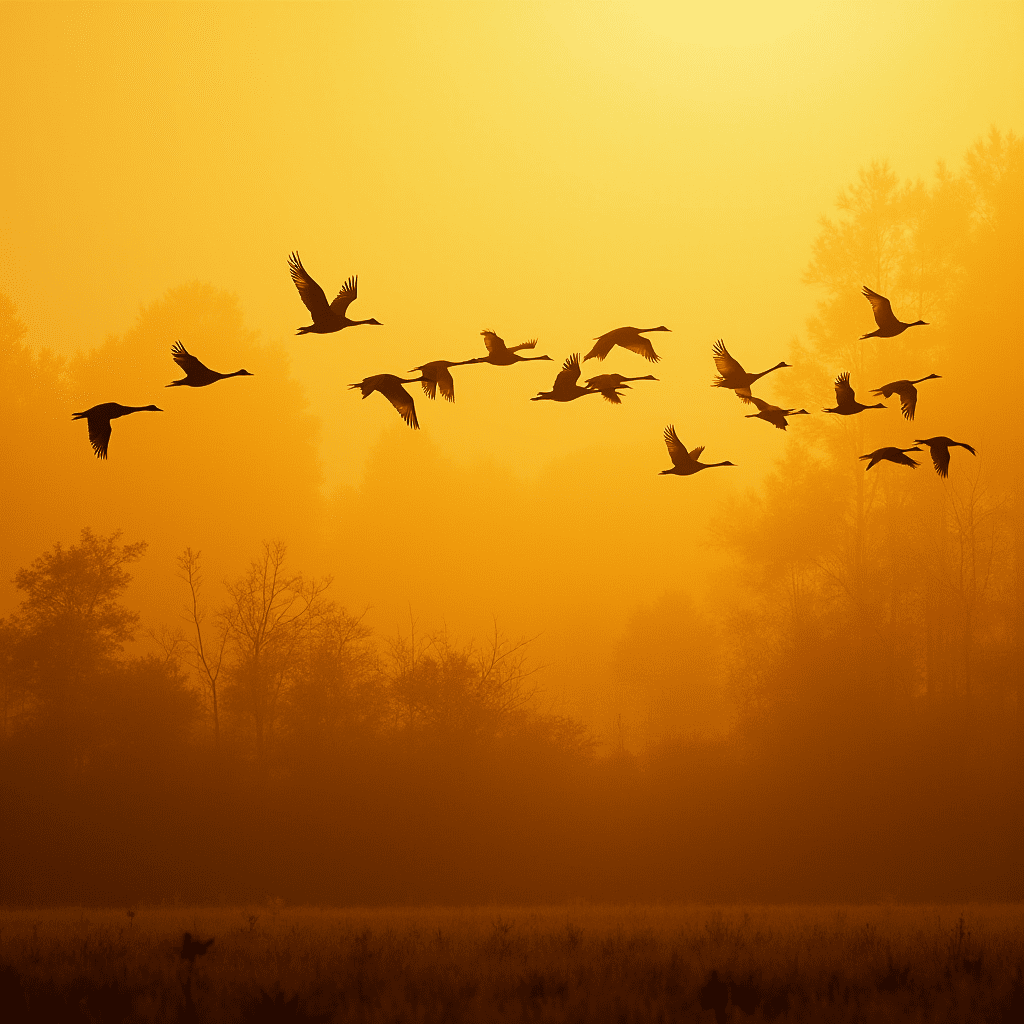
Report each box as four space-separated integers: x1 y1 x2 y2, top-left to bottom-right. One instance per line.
623 375 658 382
351 318 378 327
227 370 249 378
753 363 786 381
517 355 548 361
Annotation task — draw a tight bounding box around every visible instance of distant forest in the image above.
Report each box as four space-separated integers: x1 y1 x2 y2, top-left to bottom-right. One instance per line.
1 130 1022 903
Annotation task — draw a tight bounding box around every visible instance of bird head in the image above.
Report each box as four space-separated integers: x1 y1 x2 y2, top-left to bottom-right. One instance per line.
775 361 792 369
791 409 810 415
144 406 163 412
924 373 941 380
238 370 254 376
720 461 736 467
366 318 383 326
906 446 923 453
651 326 671 332
538 354 554 361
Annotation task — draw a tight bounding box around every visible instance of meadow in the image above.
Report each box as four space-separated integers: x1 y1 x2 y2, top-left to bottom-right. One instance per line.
0 904 1022 1022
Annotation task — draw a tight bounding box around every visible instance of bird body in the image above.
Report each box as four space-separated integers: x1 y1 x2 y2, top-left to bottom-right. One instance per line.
179 932 214 965
469 330 552 367
742 395 810 430
408 359 477 403
914 436 976 478
71 403 162 459
288 253 381 334
711 340 790 399
583 372 658 404
860 286 928 339
823 372 886 415
531 353 603 402
584 326 669 364
869 374 940 421
660 425 734 476
860 446 923 470
349 374 425 429
167 341 252 388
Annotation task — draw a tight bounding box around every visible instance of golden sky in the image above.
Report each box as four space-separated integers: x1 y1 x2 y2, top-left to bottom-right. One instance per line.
1 1 1021 733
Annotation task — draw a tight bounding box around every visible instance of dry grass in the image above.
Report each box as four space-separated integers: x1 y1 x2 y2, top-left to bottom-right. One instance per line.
0 903 1022 1022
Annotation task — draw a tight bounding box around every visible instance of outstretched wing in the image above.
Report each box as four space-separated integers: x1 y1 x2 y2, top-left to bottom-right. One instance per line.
553 353 582 390
743 395 773 413
929 444 951 478
86 414 112 460
583 335 614 362
171 341 208 377
663 425 692 468
509 338 539 353
379 379 420 429
481 330 507 355
419 376 438 400
434 365 456 402
615 332 660 363
834 372 855 406
896 384 918 421
862 286 897 330
598 388 623 404
329 276 358 318
289 252 332 323
712 339 745 381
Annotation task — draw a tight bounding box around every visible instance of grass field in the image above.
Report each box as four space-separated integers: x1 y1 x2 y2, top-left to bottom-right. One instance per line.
1 904 1022 1022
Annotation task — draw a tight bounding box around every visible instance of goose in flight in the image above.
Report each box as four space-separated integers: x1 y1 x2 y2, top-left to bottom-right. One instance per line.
584 326 670 364
869 374 941 421
166 342 253 388
349 373 426 429
531 353 603 402
711 340 790 399
407 359 478 403
859 446 923 471
583 372 658 404
741 395 810 430
860 286 928 339
913 436 976 478
469 330 553 367
288 253 382 334
823 372 886 415
71 403 162 459
659 425 735 476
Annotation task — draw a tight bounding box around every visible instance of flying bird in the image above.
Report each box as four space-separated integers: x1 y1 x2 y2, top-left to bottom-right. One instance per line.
914 436 976 478
584 326 669 364
179 932 214 965
860 286 928 339
822 373 887 415
349 373 426 429
859 446 923 471
869 374 941 421
711 340 790 399
288 253 382 334
531 353 603 403
741 395 810 430
407 359 478 403
469 330 553 367
71 403 162 460
166 341 253 388
659 425 735 476
583 372 658 404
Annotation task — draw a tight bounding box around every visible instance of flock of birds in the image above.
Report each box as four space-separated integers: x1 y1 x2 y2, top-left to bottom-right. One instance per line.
72 259 975 478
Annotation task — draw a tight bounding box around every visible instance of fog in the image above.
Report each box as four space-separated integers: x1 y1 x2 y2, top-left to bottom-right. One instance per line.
0 2 1021 904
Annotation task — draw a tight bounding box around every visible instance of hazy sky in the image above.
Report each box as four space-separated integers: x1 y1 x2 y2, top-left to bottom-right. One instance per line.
3 2 1020 486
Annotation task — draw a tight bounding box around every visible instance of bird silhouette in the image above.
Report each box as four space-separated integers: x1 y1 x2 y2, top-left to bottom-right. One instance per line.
179 932 214 965
869 374 941 421
660 425 734 476
583 372 658 404
822 372 886 415
741 395 810 430
349 374 426 428
71 404 162 459
860 286 928 339
583 326 670 363
407 359 478 403
859 446 923 470
167 341 253 388
288 253 382 334
468 330 553 366
913 436 977 478
711 340 790 399
531 353 603 402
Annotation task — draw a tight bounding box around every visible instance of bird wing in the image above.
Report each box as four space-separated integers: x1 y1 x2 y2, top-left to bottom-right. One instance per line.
584 374 613 389
553 353 582 390
584 336 614 361
616 333 660 363
713 339 746 380
929 444 951 478
86 414 112 460
862 286 897 330
419 377 438 400
892 449 920 467
599 388 623 404
834 372 855 406
435 365 456 402
663 425 691 467
896 384 918 421
379 379 420 429
481 330 508 354
288 253 332 322
171 341 208 376
328 276 358 318
510 338 539 353
743 395 773 413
